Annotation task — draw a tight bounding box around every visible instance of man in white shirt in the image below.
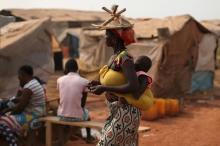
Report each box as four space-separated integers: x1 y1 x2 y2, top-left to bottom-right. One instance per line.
57 59 95 144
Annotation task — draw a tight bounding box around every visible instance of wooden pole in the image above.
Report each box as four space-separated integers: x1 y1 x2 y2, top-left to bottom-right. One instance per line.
45 122 52 146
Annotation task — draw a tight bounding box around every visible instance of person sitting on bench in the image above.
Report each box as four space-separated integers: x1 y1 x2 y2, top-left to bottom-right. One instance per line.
57 59 96 144
0 76 46 115
0 65 46 145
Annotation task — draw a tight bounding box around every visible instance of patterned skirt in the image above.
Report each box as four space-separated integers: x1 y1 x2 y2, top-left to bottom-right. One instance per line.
97 100 141 146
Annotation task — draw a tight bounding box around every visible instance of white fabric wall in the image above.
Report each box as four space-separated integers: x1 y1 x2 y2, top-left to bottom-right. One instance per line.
195 34 217 71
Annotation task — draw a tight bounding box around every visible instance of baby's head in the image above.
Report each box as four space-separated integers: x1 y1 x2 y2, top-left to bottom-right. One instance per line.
135 56 152 72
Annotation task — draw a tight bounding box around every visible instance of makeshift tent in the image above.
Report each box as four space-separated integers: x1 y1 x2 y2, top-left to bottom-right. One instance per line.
77 29 113 79
0 15 15 27
77 15 217 96
131 15 217 96
2 9 108 22
4 9 110 71
59 29 81 58
0 18 54 98
0 10 24 22
61 29 82 69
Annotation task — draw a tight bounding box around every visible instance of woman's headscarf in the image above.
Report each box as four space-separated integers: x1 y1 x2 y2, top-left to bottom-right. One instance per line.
110 28 135 46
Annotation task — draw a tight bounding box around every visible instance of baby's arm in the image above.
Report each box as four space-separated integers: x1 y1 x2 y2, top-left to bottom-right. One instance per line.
136 75 149 99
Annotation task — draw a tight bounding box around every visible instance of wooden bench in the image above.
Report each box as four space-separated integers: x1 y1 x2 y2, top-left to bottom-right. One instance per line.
46 97 59 103
40 116 151 146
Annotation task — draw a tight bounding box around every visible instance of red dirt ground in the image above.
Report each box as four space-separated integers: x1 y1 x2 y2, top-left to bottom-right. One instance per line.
65 97 220 146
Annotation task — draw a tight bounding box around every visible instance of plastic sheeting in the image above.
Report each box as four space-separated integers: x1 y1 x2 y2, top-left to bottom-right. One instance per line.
195 34 216 71
0 15 15 28
190 71 214 93
0 19 54 98
77 29 113 80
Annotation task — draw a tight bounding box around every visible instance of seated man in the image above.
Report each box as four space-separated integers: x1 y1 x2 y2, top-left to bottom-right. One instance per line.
57 59 95 144
0 65 46 136
0 76 46 115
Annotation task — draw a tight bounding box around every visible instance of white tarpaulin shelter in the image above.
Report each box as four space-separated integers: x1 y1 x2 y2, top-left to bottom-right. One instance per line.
0 18 54 98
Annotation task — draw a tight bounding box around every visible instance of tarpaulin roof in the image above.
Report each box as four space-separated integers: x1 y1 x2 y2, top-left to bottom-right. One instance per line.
0 18 54 98
132 15 210 39
4 9 109 22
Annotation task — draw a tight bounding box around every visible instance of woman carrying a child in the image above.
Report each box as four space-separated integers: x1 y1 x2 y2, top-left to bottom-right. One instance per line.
89 5 153 146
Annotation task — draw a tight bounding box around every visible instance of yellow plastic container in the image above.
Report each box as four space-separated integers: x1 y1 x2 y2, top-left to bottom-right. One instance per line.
169 99 180 116
142 103 158 121
155 98 166 118
165 99 172 115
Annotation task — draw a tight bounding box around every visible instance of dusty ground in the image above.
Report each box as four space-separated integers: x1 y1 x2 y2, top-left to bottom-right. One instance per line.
46 70 220 146
64 97 220 146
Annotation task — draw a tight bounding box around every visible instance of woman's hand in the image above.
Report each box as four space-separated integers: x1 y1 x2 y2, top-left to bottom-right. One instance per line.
88 80 101 89
90 85 105 95
87 80 101 93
